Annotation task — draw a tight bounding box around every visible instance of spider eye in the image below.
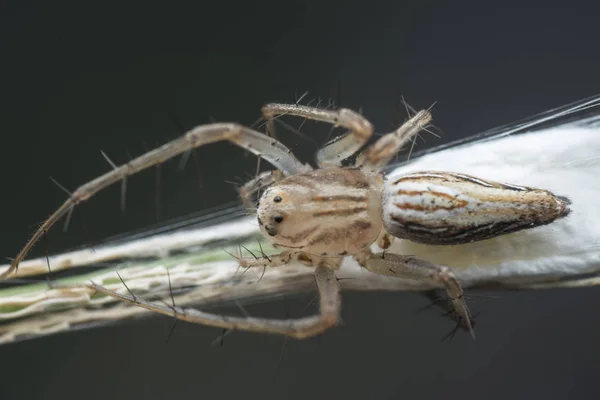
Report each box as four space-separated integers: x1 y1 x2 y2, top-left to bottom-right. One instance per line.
273 196 282 203
273 215 284 223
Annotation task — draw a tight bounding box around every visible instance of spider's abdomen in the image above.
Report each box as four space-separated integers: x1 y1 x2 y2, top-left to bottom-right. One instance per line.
382 171 571 245
257 167 383 256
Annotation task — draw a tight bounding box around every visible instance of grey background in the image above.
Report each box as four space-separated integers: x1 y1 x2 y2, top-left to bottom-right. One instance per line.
1 1 600 399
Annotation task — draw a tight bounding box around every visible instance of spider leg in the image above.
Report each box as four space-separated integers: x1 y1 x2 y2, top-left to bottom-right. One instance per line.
419 289 476 334
87 264 341 339
237 249 342 271
356 110 431 171
355 249 475 339
5 123 312 279
262 103 374 168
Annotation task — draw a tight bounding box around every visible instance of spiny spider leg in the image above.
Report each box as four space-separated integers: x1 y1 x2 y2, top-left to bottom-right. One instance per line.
5 123 311 278
357 110 432 171
355 249 475 339
262 103 374 167
88 265 341 339
420 289 476 333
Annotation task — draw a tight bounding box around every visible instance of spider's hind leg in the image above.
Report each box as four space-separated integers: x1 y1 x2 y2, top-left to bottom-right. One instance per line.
419 289 477 335
355 249 475 339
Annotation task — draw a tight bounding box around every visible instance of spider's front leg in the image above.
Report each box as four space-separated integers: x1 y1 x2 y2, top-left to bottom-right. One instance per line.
5 122 313 279
355 248 475 339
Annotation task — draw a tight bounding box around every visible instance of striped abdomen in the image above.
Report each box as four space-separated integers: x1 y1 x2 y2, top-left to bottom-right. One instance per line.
382 171 571 245
257 167 383 256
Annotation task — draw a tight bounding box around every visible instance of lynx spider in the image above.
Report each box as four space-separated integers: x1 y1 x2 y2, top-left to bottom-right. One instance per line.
5 102 571 339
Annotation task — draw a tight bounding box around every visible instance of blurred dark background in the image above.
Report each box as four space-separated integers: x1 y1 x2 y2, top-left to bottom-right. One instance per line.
1 1 600 399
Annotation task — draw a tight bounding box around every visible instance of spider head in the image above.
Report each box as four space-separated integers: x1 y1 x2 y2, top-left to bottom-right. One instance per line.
255 168 383 255
256 188 294 241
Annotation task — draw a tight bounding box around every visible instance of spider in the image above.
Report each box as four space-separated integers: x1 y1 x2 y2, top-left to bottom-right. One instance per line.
4 102 571 340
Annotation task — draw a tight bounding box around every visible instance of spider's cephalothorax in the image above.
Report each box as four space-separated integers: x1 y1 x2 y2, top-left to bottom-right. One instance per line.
257 167 383 257
8 102 572 340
